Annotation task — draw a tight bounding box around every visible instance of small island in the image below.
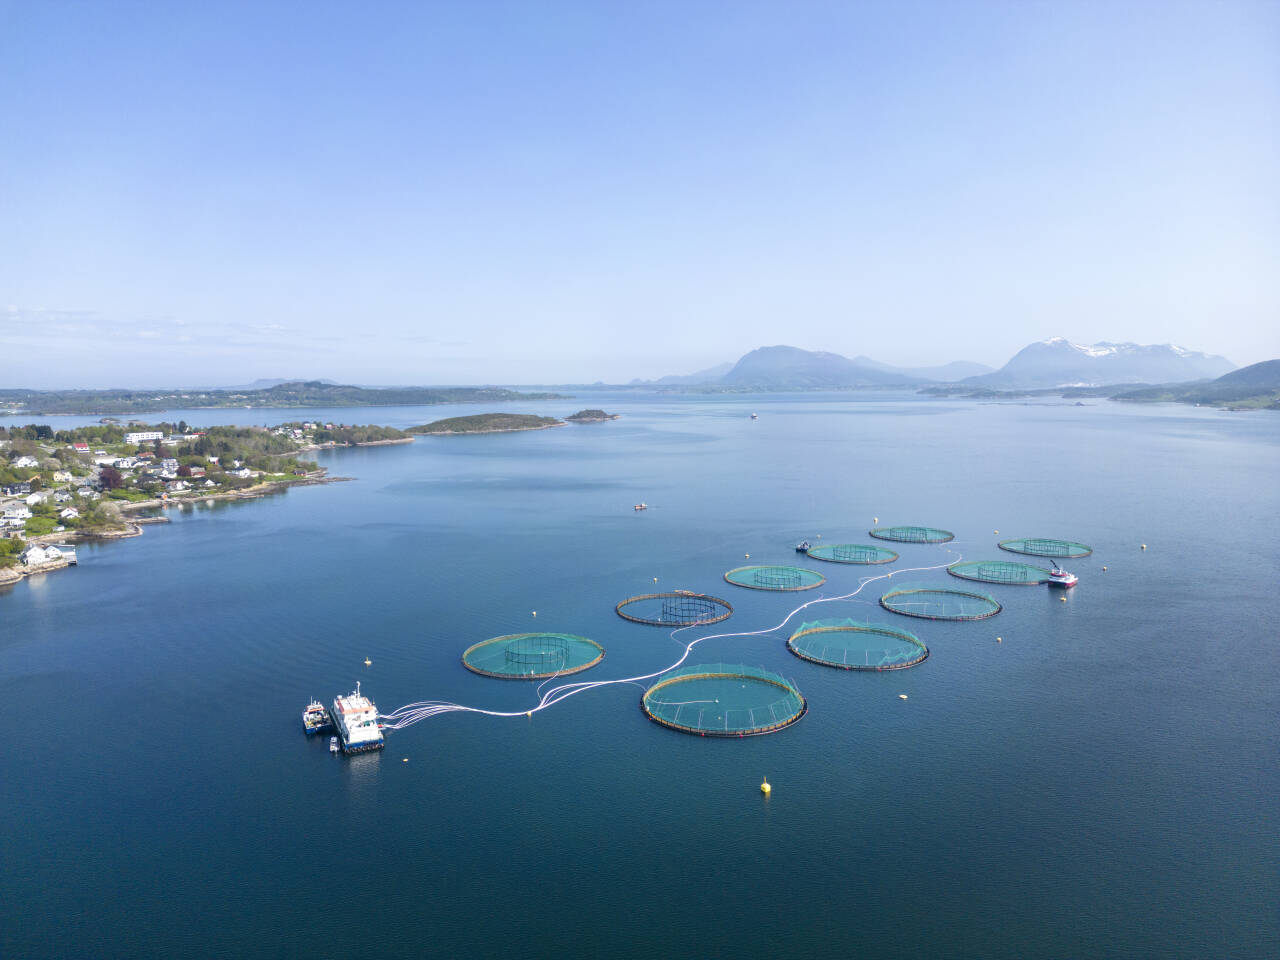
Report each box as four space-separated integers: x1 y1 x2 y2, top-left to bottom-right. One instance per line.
406 413 565 435
565 409 619 422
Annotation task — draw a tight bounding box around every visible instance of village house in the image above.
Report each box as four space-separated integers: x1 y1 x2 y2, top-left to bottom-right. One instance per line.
21 544 66 565
227 467 253 479
54 491 73 503
60 507 80 519
52 470 73 483
11 455 39 468
25 491 49 506
72 442 90 453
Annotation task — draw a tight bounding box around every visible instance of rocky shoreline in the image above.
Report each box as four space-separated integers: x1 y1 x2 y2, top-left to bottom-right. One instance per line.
1 472 351 591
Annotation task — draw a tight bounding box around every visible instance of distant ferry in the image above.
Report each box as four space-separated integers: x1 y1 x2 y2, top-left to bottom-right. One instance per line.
332 683 384 753
302 699 333 735
1047 564 1078 588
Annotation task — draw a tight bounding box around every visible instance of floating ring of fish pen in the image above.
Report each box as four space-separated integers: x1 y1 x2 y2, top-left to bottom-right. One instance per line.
461 633 605 679
786 619 929 670
641 664 806 737
723 565 826 591
806 542 899 564
868 525 955 544
879 586 1001 621
947 560 1052 586
997 537 1093 559
615 591 734 626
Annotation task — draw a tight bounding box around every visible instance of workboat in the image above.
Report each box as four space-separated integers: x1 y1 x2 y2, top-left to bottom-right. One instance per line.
634 503 648 511
329 736 339 753
795 540 811 553
302 699 333 735
750 413 758 420
1047 564 1078 588
332 682 384 754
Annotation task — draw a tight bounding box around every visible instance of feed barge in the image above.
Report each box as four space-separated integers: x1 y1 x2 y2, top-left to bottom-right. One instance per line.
302 699 333 735
331 682 384 754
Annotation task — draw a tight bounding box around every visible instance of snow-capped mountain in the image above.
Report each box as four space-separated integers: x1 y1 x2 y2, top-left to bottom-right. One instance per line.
963 338 1235 389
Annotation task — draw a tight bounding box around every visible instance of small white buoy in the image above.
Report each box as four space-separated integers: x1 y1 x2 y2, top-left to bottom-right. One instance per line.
1141 544 1147 550
996 637 1002 643
994 529 999 535
1102 566 1107 571
1060 596 1067 602
653 577 658 584
531 611 537 617
873 517 878 524
745 553 750 559
402 757 409 763
898 694 908 700
364 657 372 667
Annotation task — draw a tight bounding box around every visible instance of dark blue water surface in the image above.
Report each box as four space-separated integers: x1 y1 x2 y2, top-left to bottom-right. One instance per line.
3 394 1278 959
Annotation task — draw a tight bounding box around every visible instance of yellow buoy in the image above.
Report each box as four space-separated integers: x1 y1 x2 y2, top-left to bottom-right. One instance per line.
1060 596 1067 602
1102 566 1107 571
994 529 999 535
996 637 1002 643
760 776 771 795
653 577 658 583
364 657 372 667
531 611 537 617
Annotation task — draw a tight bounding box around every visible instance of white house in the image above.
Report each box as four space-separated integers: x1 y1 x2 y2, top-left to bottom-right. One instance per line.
12 455 39 468
54 491 73 503
227 467 253 479
21 544 64 565
4 506 33 520
125 431 164 445
203 478 218 487
60 507 80 519
25 492 49 506
52 470 73 483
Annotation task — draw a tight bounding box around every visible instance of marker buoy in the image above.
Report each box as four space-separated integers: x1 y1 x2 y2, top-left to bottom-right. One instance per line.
1102 566 1107 571
996 637 1002 643
898 694 908 700
1060 596 1067 602
745 553 750 559
402 758 409 763
994 529 999 535
364 657 372 667
873 517 878 524
1141 544 1147 550
531 611 537 617
760 776 771 795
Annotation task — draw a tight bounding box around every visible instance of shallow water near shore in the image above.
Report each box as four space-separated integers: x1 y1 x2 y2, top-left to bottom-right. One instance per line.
2 393 1278 958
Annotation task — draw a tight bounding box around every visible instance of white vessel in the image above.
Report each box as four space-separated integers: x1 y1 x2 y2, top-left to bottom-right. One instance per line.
331 682 384 754
1047 563 1078 588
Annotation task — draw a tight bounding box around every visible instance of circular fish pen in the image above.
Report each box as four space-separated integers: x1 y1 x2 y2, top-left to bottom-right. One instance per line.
787 618 928 671
998 537 1093 559
723 564 825 591
869 525 955 544
641 663 806 737
616 591 734 626
462 633 605 679
948 560 1052 586
806 542 899 565
880 585 1001 620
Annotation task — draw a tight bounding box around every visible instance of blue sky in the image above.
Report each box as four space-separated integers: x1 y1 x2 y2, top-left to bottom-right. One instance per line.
1 0 1276 387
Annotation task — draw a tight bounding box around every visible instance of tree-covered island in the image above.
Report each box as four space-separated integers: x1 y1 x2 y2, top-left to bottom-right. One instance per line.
565 409 619 422
407 413 565 435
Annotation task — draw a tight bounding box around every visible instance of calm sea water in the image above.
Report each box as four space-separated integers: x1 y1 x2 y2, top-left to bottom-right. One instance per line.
2 393 1278 959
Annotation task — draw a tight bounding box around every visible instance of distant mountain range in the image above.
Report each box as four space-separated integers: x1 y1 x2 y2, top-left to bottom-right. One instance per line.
961 338 1234 389
640 339 1236 391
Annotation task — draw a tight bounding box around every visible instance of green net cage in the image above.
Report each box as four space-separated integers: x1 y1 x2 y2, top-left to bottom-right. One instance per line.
948 560 1052 586
641 663 806 736
787 618 928 671
806 542 899 565
616 591 734 626
869 525 955 544
880 585 1001 620
998 537 1093 559
723 564 826 591
462 633 605 679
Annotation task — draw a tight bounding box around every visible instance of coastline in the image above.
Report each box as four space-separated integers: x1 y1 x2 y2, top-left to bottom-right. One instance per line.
296 436 416 453
1 472 352 592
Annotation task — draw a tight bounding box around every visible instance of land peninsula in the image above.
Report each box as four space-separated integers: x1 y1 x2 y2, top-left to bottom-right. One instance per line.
0 419 413 589
408 409 619 435
0 381 569 416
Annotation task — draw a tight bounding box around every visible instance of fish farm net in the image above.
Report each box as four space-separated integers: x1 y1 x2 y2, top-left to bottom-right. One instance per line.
616 591 734 626
880 585 1001 620
806 542 899 565
462 633 605 679
723 564 826 591
948 560 1052 586
787 618 928 671
869 525 955 544
641 663 806 737
998 537 1093 559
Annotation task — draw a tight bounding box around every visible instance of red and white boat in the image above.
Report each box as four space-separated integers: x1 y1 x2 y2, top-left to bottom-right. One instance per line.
1047 563 1078 588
